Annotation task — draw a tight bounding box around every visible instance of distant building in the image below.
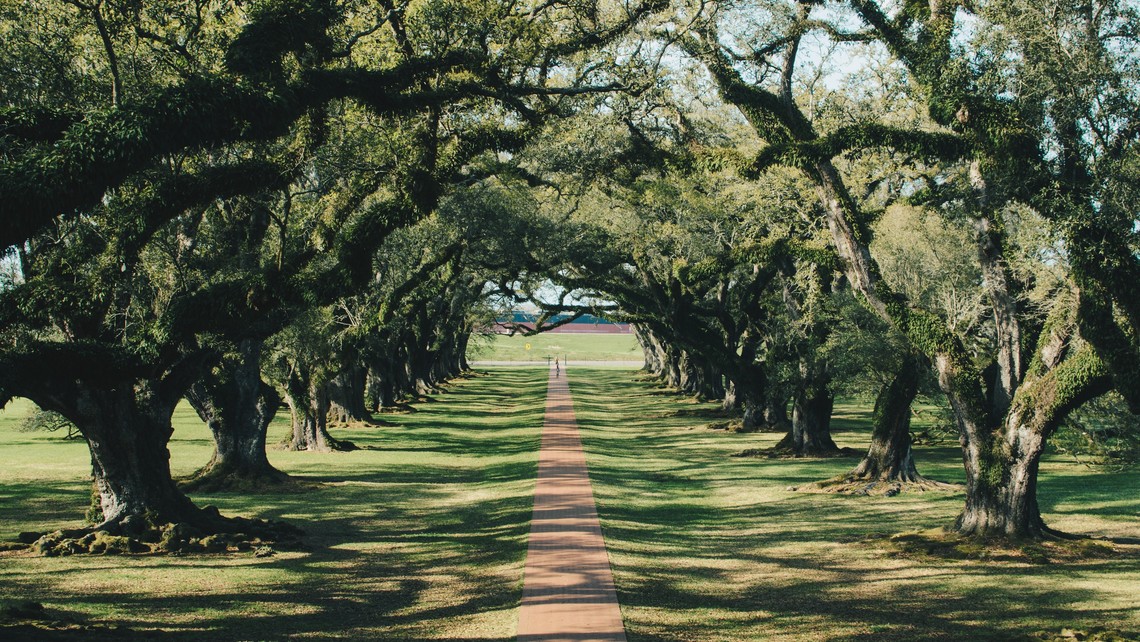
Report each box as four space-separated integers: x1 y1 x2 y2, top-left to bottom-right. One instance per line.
492 312 631 334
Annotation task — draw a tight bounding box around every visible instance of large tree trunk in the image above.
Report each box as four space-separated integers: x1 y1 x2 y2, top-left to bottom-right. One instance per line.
326 362 370 425
7 353 300 554
634 325 663 375
735 376 763 432
954 415 1048 538
285 368 349 452
764 394 791 431
677 351 704 397
369 365 398 409
662 344 683 389
729 338 766 432
455 331 471 372
802 355 954 494
185 340 286 490
76 383 201 529
722 380 738 412
783 389 839 455
777 355 840 456
952 338 1110 537
848 357 922 482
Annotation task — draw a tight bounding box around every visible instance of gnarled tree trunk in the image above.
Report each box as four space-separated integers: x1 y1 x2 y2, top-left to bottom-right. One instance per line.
955 415 1048 538
185 340 286 490
777 356 839 456
326 362 370 425
804 354 954 494
952 341 1109 537
848 356 923 482
722 380 738 412
284 367 348 452
76 383 202 529
783 389 838 455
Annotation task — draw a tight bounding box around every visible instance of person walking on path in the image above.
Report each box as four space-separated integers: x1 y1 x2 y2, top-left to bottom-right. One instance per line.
555 356 560 377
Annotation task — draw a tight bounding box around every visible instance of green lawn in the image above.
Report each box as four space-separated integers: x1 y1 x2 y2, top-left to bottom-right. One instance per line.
1 367 1138 641
467 331 643 362
0 369 548 640
567 368 1140 642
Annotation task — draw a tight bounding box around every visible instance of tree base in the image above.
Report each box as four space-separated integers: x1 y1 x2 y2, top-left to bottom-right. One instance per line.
704 418 789 433
327 417 394 429
181 464 304 494
285 438 358 452
879 528 1126 562
791 474 961 495
376 403 418 414
17 506 303 557
733 445 862 459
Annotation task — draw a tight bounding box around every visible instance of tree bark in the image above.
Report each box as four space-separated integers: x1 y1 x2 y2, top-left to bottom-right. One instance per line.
722 380 738 412
954 414 1049 538
369 364 398 409
285 367 346 452
634 325 663 375
326 362 370 424
185 340 286 489
76 383 203 529
954 339 1110 537
848 356 923 482
764 394 791 431
778 355 840 455
738 392 766 431
784 389 838 455
456 331 471 372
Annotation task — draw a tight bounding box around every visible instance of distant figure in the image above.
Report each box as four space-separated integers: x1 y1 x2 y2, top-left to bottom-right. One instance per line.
555 357 560 377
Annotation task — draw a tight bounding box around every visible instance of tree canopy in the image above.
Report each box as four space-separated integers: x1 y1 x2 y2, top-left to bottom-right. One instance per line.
1 0 1137 550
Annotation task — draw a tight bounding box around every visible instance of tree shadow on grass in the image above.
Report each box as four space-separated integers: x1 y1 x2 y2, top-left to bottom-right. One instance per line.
1 484 531 640
567 368 1140 642
0 368 550 640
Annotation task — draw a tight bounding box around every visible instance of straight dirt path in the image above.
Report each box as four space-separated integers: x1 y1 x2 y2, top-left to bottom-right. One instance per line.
516 364 627 642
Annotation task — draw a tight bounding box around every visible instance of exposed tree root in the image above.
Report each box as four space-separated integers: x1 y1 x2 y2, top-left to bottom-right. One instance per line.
14 507 303 557
704 419 782 433
282 436 357 452
377 403 418 414
180 466 315 494
791 474 961 496
328 417 393 430
1029 627 1139 641
733 445 862 459
869 527 1137 563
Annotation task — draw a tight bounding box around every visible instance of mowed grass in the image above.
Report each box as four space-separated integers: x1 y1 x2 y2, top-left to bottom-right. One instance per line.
0 368 548 640
567 367 1140 642
3 366 1138 641
467 331 643 362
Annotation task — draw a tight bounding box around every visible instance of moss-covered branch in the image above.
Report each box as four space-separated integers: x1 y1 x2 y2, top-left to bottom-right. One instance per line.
744 123 968 177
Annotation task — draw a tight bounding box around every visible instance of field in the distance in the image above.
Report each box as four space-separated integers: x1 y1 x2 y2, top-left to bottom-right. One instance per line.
467 331 643 362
